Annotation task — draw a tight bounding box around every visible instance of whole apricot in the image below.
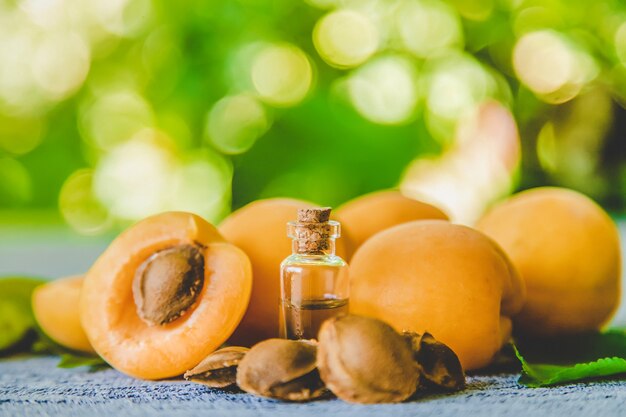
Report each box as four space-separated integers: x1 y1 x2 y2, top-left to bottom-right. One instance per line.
476 187 621 336
32 275 94 353
219 198 347 346
81 212 252 380
350 220 525 371
336 190 448 258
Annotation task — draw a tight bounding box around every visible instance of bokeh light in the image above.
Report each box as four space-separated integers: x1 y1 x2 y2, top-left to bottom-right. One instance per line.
425 54 496 120
59 169 112 235
347 55 418 125
91 129 233 224
0 0 624 235
0 23 44 115
170 151 232 222
536 122 558 173
396 0 463 58
313 9 379 68
0 157 32 206
0 115 44 155
79 90 154 150
513 6 562 37
90 0 153 37
513 30 598 104
448 0 493 21
251 44 314 107
206 95 270 155
304 0 341 9
32 31 90 100
534 88 613 196
93 130 176 220
422 53 499 143
616 22 626 64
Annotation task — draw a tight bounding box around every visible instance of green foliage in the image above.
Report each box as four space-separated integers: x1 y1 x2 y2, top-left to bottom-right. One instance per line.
514 330 626 387
57 353 108 370
1 0 626 230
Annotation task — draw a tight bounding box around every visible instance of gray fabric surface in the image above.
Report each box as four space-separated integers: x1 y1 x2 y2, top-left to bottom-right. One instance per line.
2 357 626 417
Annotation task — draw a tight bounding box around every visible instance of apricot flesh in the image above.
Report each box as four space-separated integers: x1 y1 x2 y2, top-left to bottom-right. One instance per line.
336 190 448 258
219 198 350 346
350 220 525 371
32 275 94 353
81 212 252 380
477 187 621 336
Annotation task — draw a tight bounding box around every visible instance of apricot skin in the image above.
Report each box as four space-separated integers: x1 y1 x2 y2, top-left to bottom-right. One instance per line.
32 275 94 353
336 190 448 258
81 212 252 380
477 187 621 336
219 198 350 346
349 220 525 371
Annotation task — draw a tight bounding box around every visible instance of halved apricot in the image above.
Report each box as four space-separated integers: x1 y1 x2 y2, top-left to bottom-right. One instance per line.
32 275 94 353
336 190 448 258
80 212 252 380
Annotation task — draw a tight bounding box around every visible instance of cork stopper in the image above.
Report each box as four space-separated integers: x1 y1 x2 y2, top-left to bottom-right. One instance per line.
297 207 331 223
288 207 339 255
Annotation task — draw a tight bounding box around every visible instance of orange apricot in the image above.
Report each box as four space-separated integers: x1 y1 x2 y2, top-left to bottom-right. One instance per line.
336 190 448 258
219 198 348 346
32 275 94 353
350 220 525 371
477 187 621 335
81 212 252 380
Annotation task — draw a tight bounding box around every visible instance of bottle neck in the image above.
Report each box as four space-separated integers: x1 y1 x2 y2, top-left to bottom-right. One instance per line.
292 237 336 256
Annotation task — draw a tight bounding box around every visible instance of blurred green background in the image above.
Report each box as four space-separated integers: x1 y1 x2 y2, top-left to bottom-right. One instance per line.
1 0 625 235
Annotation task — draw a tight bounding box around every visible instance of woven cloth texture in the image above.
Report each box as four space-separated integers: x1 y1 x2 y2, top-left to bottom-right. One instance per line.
2 357 626 417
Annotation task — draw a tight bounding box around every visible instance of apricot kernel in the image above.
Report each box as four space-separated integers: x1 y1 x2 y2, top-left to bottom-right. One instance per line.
236 339 325 401
132 244 205 326
403 331 465 391
317 315 420 403
184 346 249 388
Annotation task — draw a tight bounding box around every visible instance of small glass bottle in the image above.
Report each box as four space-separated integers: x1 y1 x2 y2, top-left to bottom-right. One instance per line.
279 207 349 340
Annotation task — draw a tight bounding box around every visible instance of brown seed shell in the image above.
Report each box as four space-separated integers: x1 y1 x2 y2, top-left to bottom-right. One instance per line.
236 338 325 401
184 346 249 388
317 315 420 404
132 244 205 326
403 331 465 391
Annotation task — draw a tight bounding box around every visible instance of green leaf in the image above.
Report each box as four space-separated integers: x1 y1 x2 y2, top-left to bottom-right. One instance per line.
514 330 626 387
0 277 45 352
0 301 33 350
58 353 108 370
0 276 109 372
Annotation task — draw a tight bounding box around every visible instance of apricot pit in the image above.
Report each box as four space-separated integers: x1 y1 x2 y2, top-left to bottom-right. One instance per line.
133 244 205 326
236 338 325 401
184 346 249 388
403 331 465 391
317 315 420 403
